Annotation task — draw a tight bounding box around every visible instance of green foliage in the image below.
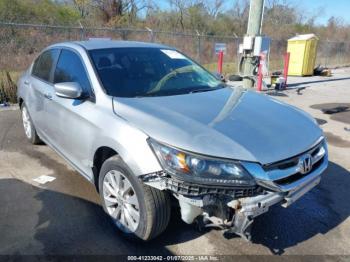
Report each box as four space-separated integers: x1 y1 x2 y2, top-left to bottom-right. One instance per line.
0 0 80 25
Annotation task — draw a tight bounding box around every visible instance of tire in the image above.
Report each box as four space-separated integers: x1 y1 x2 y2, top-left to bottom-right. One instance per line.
21 103 42 145
99 155 171 241
228 75 243 81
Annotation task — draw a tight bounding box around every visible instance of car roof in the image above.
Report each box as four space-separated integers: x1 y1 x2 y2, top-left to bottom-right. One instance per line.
72 40 173 50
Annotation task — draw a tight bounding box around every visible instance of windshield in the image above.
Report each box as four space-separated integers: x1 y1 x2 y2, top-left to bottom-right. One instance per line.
89 47 224 97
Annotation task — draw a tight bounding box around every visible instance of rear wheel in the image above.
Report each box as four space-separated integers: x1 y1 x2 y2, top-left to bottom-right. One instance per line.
99 155 171 240
21 103 42 145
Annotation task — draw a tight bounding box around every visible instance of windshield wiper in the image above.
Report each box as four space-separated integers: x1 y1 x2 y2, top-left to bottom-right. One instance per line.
135 93 158 97
189 86 224 94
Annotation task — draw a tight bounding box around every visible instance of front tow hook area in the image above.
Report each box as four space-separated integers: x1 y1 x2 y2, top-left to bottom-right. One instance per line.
225 211 254 241
226 177 321 241
227 192 285 241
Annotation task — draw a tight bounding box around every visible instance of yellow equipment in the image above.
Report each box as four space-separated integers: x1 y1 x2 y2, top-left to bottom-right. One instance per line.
287 34 318 76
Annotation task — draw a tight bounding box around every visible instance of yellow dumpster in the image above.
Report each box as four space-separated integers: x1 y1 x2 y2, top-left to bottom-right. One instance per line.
287 34 318 76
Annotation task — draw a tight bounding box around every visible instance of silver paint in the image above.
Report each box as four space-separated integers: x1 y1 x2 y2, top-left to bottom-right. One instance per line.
17 40 325 185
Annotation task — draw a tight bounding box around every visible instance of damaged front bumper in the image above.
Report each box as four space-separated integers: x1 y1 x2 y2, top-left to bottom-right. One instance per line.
226 175 322 240
142 140 328 241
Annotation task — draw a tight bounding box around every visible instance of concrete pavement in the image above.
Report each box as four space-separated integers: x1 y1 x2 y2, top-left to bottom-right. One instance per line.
0 69 350 258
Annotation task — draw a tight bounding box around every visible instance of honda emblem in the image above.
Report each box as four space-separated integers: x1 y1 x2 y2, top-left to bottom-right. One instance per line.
299 154 313 174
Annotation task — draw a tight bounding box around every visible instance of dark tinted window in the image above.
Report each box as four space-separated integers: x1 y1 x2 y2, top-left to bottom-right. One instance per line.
32 49 59 82
89 48 223 97
54 49 91 94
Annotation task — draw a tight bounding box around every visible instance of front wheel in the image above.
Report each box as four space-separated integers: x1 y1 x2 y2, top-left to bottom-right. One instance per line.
99 155 171 241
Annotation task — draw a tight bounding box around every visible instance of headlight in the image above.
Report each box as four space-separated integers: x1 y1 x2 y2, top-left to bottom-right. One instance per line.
148 139 255 186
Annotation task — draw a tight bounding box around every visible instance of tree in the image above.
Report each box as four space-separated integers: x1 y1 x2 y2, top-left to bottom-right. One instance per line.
93 0 123 23
205 0 224 19
83 0 150 26
168 0 187 31
72 0 91 18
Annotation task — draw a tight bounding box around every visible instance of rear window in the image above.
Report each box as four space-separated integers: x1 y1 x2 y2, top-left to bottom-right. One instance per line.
89 48 222 97
32 49 60 82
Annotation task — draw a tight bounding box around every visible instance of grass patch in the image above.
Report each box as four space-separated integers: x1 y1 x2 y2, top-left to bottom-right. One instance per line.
203 62 238 75
0 71 21 104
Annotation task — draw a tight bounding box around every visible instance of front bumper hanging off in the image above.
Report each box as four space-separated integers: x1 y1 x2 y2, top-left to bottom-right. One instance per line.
171 173 322 241
226 176 321 240
142 140 328 241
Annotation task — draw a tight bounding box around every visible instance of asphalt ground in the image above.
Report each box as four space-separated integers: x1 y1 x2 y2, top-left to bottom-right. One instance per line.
0 69 350 260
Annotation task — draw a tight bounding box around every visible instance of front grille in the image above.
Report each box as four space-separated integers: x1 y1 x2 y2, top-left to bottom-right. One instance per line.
265 140 326 187
263 140 324 172
274 156 324 185
165 178 262 197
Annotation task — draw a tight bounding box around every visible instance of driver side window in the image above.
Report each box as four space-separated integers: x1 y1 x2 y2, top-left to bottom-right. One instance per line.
54 49 92 95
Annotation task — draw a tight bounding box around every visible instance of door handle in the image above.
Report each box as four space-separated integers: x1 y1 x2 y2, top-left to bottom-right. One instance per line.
44 93 53 100
24 80 30 85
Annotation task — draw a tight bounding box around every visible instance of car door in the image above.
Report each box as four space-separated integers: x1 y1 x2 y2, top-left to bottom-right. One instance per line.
26 49 59 138
44 48 98 179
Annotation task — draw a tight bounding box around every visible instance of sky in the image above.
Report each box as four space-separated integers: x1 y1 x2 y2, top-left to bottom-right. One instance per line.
300 0 350 25
155 0 350 25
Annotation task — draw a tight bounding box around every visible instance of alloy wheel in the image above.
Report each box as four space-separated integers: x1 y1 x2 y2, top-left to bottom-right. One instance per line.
102 170 140 233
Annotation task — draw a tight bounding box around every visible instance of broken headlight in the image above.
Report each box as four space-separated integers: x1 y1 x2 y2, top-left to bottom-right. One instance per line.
148 139 255 186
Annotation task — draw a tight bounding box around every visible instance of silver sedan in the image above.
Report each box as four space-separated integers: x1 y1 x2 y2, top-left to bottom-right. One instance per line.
17 40 328 241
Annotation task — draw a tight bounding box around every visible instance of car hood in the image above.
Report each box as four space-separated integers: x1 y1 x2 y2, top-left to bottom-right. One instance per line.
112 87 323 165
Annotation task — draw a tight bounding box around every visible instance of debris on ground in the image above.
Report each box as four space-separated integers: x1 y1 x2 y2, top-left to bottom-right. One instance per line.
314 65 332 76
321 106 349 114
266 91 288 97
271 71 282 76
315 118 327 125
297 87 306 95
271 75 286 90
32 175 56 185
228 74 243 81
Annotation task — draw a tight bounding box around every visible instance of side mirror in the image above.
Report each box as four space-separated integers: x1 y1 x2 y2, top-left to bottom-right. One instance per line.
54 82 83 99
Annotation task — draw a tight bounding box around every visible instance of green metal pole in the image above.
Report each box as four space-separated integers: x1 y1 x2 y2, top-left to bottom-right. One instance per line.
243 0 265 88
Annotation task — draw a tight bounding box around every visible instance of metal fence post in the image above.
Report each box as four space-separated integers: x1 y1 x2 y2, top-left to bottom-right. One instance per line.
121 29 127 40
196 30 201 63
236 38 241 74
146 27 154 42
325 40 329 67
78 21 85 40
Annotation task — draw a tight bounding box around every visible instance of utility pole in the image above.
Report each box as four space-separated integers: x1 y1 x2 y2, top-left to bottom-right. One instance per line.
242 0 265 88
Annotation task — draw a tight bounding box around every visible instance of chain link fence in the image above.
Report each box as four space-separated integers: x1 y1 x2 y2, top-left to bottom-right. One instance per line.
1 21 350 74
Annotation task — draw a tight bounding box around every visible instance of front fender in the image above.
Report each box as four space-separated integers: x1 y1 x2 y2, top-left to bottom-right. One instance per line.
90 127 162 177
